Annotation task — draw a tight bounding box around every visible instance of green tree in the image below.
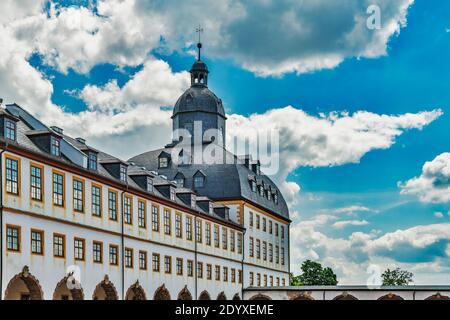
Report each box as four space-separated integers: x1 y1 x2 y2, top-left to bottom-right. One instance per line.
381 268 413 286
294 260 338 286
289 273 303 286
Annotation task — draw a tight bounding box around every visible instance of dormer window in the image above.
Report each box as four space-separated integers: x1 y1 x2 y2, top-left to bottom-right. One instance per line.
147 177 153 192
251 180 257 193
191 194 196 208
50 136 60 156
194 176 204 188
120 165 127 182
259 185 264 197
274 192 278 204
267 190 271 201
174 172 185 187
159 157 168 168
170 188 176 201
5 119 16 141
88 152 97 171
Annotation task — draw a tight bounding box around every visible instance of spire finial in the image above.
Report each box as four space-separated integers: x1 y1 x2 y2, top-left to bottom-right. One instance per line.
195 24 204 61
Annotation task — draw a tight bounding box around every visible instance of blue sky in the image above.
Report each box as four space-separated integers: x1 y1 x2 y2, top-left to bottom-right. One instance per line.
2 0 450 284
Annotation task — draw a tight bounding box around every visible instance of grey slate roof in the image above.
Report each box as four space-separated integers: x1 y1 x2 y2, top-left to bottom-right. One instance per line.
173 86 226 118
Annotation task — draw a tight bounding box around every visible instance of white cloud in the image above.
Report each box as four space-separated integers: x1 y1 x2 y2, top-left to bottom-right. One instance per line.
434 212 444 219
399 153 450 204
333 220 369 229
334 205 372 216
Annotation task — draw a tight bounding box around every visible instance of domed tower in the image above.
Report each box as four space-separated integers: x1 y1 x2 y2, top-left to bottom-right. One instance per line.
172 35 227 148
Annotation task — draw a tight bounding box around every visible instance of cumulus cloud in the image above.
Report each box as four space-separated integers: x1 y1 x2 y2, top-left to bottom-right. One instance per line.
399 153 450 204
434 212 444 219
334 205 372 216
333 220 369 229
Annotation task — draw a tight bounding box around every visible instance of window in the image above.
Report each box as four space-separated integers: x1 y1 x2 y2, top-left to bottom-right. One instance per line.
108 190 118 221
5 119 16 140
223 267 228 282
30 165 43 201
264 274 268 287
194 175 204 188
263 241 267 261
175 212 182 238
152 253 160 272
53 172 64 206
88 152 97 171
259 186 264 197
269 244 273 262
164 256 171 274
109 245 118 266
257 273 261 286
275 223 279 237
236 207 242 225
147 177 153 192
256 239 261 259
74 238 85 261
282 279 286 286
205 223 211 245
197 262 203 278
196 219 202 243
281 226 285 240
249 212 253 227
187 260 193 277
93 241 103 263
281 247 285 265
125 248 133 268
274 193 278 204
249 272 254 286
270 276 273 286
222 228 227 250
206 264 212 280
249 237 254 257
159 157 168 168
176 258 183 275
5 157 19 195
120 165 127 182
170 188 176 201
231 269 236 283
269 221 273 234
267 191 271 201
215 265 220 281
230 231 235 252
263 218 266 232
53 234 65 258
50 136 60 156
175 177 184 187
138 200 146 228
164 208 171 235
251 180 257 193
73 179 84 212
238 270 243 284
237 233 242 254
31 230 44 255
139 251 147 270
214 225 219 248
91 185 101 217
275 245 279 264
124 195 132 225
277 277 280 286
186 216 192 240
256 215 260 229
152 205 159 232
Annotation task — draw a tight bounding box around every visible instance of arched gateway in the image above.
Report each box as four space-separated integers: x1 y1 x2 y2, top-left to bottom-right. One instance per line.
92 275 119 300
4 266 44 300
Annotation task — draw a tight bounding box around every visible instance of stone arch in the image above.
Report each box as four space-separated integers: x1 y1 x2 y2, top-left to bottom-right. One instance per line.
177 286 193 300
291 293 314 300
154 284 171 300
425 293 450 300
249 293 271 300
333 292 358 300
217 291 227 300
53 275 84 300
92 275 119 300
378 293 404 300
125 281 147 300
232 293 241 300
4 266 44 300
198 290 211 300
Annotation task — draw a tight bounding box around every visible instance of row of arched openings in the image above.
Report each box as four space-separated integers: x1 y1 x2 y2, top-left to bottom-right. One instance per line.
249 292 450 301
3 266 240 300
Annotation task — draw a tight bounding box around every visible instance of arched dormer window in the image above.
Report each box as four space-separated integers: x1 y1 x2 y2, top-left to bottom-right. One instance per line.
174 172 185 187
193 170 206 189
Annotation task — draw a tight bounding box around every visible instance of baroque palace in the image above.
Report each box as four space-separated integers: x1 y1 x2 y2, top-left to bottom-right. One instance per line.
0 41 290 300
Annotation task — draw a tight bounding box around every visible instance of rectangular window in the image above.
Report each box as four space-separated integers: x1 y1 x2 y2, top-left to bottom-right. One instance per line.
275 245 279 264
257 273 261 286
125 248 133 268
176 258 183 275
196 219 202 243
263 218 266 232
214 225 219 248
120 165 127 182
275 223 279 237
50 136 60 156
264 274 268 287
282 279 286 286
5 157 19 195
223 267 228 282
238 270 243 284
30 165 43 201
277 277 280 286
152 253 160 272
186 216 192 240
270 276 273 286
187 260 193 277
109 245 118 266
194 176 204 188
231 269 236 283
31 230 44 255
152 205 159 232
73 179 84 212
256 215 260 229
269 244 273 262
236 207 242 225
263 241 267 261
138 200 146 228
159 157 168 168
74 238 85 261
215 265 220 281
124 195 132 225
139 251 147 270
93 241 103 263
237 233 242 254
249 237 254 257
147 177 153 192
205 223 211 246
281 226 285 240
88 152 97 171
222 228 227 250
5 119 16 140
230 231 235 252
164 208 171 235
175 212 182 238
108 190 118 221
53 172 64 206
197 262 203 279
249 212 253 227
206 264 212 280
53 234 65 258
249 272 254 286
91 185 102 217
164 256 171 274
281 247 285 265
269 221 273 234
256 239 261 259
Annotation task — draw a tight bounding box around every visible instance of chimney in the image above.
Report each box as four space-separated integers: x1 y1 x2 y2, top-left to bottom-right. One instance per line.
76 137 86 144
51 126 64 135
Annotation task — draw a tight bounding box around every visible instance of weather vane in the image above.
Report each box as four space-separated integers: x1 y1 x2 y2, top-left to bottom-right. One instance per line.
196 24 204 61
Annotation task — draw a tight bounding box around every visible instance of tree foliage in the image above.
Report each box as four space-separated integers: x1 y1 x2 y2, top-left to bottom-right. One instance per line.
381 267 414 286
291 260 338 286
